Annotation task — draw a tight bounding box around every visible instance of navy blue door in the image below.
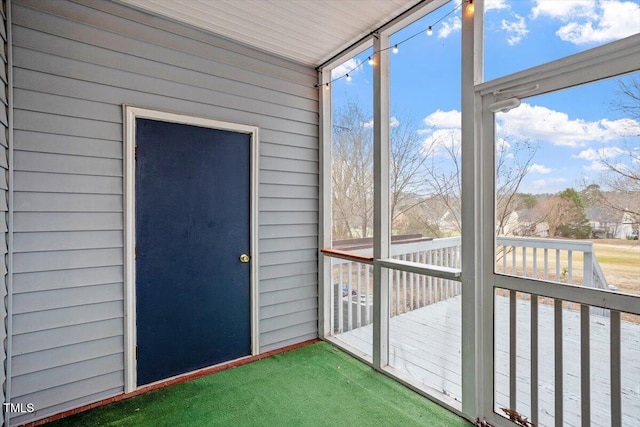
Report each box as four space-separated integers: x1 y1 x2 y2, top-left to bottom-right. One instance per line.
135 118 251 386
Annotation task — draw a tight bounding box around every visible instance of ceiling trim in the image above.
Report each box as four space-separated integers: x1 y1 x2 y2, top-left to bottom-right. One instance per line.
318 0 449 71
118 0 427 67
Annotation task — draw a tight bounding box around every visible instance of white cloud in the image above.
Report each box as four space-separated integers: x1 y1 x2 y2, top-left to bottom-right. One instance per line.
574 146 623 160
575 147 633 173
422 104 638 150
423 109 461 129
422 128 462 156
496 102 640 147
529 163 552 174
496 137 511 152
501 14 529 45
530 177 567 192
486 0 510 11
532 1 639 45
531 0 597 20
600 117 640 137
438 16 462 38
584 161 610 171
420 110 462 155
583 160 628 171
531 179 549 191
331 58 362 79
361 116 400 129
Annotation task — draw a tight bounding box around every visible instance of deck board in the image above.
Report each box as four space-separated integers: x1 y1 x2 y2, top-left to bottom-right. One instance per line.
334 295 640 427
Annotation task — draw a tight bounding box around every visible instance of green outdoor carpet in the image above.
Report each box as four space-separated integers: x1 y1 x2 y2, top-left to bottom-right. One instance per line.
48 342 471 426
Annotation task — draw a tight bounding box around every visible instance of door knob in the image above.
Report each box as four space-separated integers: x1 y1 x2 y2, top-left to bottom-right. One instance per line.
240 254 250 263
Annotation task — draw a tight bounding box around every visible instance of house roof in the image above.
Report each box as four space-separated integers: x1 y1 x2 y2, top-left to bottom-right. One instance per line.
118 0 422 66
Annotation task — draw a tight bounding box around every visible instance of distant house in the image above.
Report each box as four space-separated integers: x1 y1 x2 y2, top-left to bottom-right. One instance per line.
501 209 549 237
586 208 637 239
617 212 638 240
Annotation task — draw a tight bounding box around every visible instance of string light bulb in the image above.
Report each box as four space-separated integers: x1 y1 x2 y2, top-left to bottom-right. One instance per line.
466 0 474 14
315 1 463 89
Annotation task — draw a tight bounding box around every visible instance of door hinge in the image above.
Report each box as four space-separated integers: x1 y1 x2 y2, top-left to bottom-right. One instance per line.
136 345 138 360
134 245 137 261
135 145 138 160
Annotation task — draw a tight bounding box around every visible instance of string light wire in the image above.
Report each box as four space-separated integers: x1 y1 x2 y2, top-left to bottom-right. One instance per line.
317 0 466 88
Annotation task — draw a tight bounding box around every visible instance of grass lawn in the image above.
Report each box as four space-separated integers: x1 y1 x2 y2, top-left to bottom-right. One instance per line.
592 239 640 296
47 342 471 427
496 239 639 294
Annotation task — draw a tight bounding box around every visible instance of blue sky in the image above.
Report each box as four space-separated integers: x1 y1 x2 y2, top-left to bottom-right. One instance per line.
330 0 640 195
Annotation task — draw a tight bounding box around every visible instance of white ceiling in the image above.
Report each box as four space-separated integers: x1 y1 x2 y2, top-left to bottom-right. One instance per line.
120 0 422 66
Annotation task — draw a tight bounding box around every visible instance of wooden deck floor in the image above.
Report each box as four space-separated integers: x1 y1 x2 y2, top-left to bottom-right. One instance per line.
334 295 640 427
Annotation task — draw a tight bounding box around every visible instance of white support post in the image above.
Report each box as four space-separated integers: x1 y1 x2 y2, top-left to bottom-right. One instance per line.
461 0 483 419
318 69 332 338
372 32 390 370
583 246 594 289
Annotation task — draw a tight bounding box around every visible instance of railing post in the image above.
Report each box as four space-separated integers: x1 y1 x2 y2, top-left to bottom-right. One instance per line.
583 245 593 289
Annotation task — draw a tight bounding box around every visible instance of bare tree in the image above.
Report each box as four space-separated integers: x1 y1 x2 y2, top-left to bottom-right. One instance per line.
419 130 538 236
596 75 640 220
331 102 431 240
332 102 374 239
421 132 463 235
389 115 429 225
331 102 538 241
495 137 538 235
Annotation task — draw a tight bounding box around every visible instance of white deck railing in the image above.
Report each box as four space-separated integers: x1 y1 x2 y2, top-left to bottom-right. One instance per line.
326 237 638 426
496 236 609 290
330 236 609 334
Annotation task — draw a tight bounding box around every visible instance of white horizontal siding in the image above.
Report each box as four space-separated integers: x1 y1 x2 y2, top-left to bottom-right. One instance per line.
259 236 318 253
14 130 123 159
13 301 124 335
14 193 123 213
260 198 318 212
260 297 317 320
12 336 123 377
259 211 318 226
13 373 123 422
261 262 319 282
259 249 317 267
9 0 319 424
260 321 317 353
14 150 123 176
12 319 123 355
14 230 123 252
13 283 123 313
260 183 318 199
13 266 123 293
12 353 123 397
259 274 319 294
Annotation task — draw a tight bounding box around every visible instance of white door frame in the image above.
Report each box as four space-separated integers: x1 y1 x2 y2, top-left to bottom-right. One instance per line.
122 105 260 393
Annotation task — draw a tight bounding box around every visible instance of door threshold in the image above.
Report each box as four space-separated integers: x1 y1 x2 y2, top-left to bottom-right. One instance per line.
136 339 317 393
137 355 254 394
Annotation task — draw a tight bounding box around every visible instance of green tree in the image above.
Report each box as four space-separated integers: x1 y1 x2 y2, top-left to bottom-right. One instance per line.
556 188 592 238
